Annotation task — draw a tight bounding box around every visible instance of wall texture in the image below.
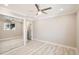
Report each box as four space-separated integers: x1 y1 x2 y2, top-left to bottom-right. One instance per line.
76 11 79 48
0 17 23 39
34 14 76 47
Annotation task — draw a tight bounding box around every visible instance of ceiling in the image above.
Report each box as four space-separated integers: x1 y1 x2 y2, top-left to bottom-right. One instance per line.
0 4 79 19
0 14 23 23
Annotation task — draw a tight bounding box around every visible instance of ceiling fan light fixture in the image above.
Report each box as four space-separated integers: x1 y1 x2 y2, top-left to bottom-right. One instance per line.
38 11 42 15
35 4 52 15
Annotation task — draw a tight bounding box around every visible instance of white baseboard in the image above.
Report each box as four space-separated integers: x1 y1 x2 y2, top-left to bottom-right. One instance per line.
34 38 77 50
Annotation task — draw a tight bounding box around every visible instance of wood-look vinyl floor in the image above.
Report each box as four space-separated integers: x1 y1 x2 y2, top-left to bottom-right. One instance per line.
2 40 77 55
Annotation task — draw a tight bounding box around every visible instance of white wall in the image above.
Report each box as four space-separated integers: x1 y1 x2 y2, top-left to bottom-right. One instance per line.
34 14 76 47
76 11 79 48
0 17 23 39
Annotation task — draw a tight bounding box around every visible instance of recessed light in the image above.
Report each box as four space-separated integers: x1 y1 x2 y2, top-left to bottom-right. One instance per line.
60 8 64 11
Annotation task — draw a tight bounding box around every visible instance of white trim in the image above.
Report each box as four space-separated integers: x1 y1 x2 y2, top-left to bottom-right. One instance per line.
30 21 33 40
23 19 27 46
34 38 77 50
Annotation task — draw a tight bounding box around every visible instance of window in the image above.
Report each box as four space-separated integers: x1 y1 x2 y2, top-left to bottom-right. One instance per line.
4 23 15 30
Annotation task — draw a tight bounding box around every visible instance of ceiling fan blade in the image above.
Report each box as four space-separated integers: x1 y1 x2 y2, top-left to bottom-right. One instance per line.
42 11 47 14
36 13 38 15
41 7 52 11
35 4 40 11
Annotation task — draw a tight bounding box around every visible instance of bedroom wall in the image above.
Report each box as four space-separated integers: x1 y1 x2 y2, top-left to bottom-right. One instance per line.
33 14 76 47
0 17 23 39
76 11 79 48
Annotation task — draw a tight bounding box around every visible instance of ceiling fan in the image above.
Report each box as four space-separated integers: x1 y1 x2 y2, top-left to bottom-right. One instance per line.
35 4 52 15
